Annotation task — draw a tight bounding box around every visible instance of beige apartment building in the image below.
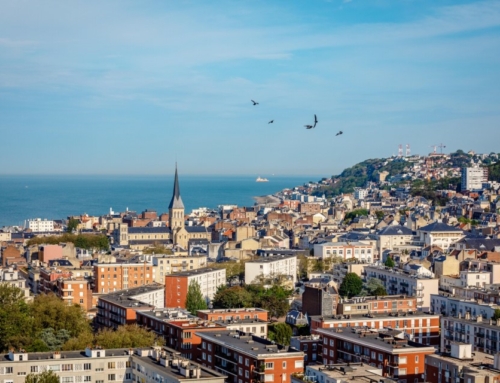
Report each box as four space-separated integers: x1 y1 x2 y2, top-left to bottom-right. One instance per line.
0 346 226 383
152 254 207 283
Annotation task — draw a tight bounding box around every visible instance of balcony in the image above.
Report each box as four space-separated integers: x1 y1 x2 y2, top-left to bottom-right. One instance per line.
400 282 409 288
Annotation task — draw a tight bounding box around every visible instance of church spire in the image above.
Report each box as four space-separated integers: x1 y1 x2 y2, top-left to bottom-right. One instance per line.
168 163 184 209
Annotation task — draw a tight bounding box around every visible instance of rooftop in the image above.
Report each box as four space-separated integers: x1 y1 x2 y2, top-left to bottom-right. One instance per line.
137 309 195 322
246 254 297 264
316 327 436 353
166 267 224 277
419 221 463 233
312 311 438 323
292 363 391 383
196 331 303 358
98 283 164 307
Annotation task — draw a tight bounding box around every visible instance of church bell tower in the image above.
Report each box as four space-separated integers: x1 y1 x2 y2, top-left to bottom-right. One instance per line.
168 164 185 231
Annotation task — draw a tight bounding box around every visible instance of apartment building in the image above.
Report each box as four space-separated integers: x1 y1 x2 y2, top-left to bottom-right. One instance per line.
317 327 435 382
197 330 305 383
417 221 464 251
462 165 488 191
430 294 500 319
290 335 322 366
0 267 31 299
299 202 322 215
165 268 226 308
314 241 375 262
426 343 500 383
152 254 207 283
96 284 165 329
337 295 418 316
244 254 297 285
364 266 439 310
136 308 195 337
302 283 339 317
0 346 226 383
377 225 415 254
311 312 440 346
93 262 154 294
27 218 54 232
331 261 367 285
441 314 500 355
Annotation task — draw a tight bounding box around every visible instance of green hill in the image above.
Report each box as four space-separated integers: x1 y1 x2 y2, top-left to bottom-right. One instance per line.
313 158 410 197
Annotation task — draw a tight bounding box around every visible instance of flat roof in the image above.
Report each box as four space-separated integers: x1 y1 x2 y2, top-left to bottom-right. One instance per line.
246 254 297 264
137 309 195 322
315 327 436 353
297 363 390 383
312 311 438 323
197 331 303 358
98 283 164 307
1 349 131 362
198 308 268 314
166 267 224 277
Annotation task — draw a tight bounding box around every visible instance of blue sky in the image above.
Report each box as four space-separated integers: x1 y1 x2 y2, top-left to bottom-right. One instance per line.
1 0 500 176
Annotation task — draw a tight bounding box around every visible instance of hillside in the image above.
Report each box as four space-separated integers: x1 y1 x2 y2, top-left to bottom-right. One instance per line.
313 158 409 197
489 162 500 182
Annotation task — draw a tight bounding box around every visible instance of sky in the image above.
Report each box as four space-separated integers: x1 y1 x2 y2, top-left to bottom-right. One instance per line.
1 0 500 176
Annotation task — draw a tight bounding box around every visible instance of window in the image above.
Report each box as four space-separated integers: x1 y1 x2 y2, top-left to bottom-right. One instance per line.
245 358 249 367
283 373 287 382
30 366 39 373
84 363 91 370
265 374 274 382
265 362 274 369
61 378 74 383
62 364 73 371
84 378 91 382
399 357 407 364
48 365 60 372
239 356 243 363
283 361 287 368
5 367 13 374
108 374 116 381
398 369 407 376
415 356 419 363
245 370 250 378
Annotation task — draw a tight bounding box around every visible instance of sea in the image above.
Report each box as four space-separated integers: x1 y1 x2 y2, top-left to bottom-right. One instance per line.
0 174 320 227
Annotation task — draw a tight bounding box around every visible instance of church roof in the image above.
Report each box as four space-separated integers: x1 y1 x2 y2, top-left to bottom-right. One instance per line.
168 165 184 209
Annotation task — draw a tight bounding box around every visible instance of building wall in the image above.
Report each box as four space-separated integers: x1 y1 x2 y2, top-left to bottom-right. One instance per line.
94 263 154 293
197 309 268 322
313 242 374 262
244 256 297 285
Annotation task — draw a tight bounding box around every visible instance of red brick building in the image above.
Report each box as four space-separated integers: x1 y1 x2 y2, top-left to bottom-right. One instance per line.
197 331 305 383
290 335 322 365
336 295 418 315
299 203 321 215
317 327 435 382
93 262 154 294
311 312 440 346
164 268 226 309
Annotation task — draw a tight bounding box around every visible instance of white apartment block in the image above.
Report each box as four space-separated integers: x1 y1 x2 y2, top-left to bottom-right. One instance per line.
462 165 488 191
354 188 368 200
244 254 297 285
0 346 225 383
27 218 54 232
431 294 500 319
417 221 464 251
0 267 31 299
364 266 439 310
313 242 374 262
185 268 226 304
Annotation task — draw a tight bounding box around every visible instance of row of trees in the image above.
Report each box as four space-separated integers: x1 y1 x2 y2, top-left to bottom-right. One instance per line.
0 285 160 352
26 233 109 251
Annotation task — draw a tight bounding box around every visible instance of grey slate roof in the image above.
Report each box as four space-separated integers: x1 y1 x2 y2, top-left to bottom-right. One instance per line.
185 226 208 233
168 166 184 209
128 227 171 234
419 221 463 233
377 225 413 236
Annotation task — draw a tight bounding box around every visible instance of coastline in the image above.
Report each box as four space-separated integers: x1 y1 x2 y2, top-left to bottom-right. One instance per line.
253 195 281 205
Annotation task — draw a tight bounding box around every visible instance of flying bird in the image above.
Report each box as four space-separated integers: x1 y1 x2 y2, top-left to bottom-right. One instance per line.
313 114 318 127
305 125 314 129
251 100 259 105
336 131 343 136
268 120 274 124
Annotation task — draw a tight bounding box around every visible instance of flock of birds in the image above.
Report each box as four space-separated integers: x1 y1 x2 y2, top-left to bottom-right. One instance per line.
250 100 343 136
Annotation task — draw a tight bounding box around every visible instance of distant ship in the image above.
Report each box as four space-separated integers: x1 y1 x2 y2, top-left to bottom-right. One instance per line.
256 177 269 182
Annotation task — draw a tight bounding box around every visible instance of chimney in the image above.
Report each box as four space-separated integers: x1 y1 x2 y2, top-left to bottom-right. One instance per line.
477 315 483 323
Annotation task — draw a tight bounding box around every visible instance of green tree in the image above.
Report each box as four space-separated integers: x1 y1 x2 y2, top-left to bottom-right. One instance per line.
185 280 207 315
39 328 71 351
212 286 253 309
268 323 293 345
338 273 363 298
66 218 79 233
371 286 388 296
493 309 500 321
95 325 163 349
25 370 60 383
385 257 395 268
297 255 310 280
0 285 33 351
365 277 385 295
375 211 385 220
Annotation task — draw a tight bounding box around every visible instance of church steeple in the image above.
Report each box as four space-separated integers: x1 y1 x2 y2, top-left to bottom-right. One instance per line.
168 164 184 210
169 164 185 231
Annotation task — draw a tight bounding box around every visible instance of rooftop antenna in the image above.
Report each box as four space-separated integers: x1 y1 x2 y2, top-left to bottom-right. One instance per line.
405 144 411 157
398 144 403 158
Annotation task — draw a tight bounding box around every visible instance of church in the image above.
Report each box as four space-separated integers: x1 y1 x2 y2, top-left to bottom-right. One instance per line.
114 166 211 250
